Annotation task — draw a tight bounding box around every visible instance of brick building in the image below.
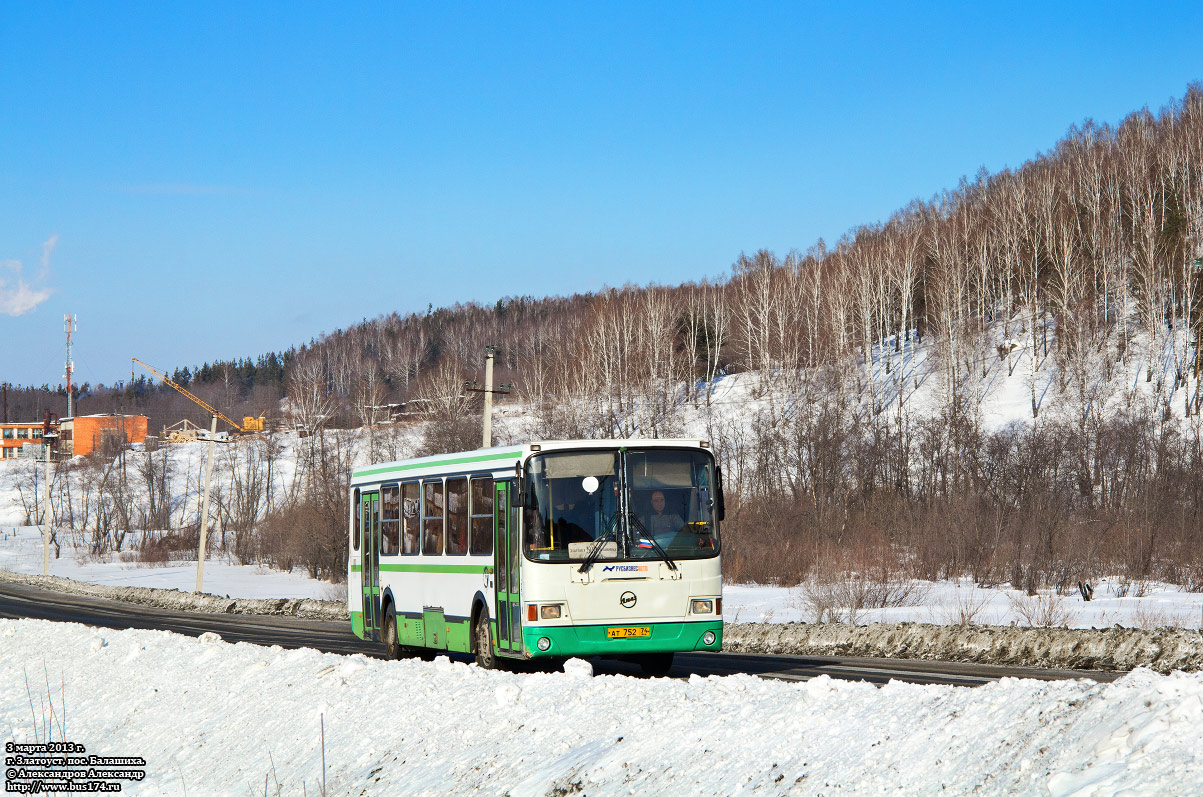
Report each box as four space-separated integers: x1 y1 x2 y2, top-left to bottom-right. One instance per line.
0 422 44 460
59 414 149 457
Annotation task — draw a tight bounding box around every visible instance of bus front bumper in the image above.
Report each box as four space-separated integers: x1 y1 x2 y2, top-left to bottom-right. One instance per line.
521 619 722 658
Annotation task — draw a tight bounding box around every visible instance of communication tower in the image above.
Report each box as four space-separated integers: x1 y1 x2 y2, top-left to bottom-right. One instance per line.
64 314 76 418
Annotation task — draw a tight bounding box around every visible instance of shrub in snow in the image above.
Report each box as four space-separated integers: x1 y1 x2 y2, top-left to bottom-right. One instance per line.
1008 591 1076 628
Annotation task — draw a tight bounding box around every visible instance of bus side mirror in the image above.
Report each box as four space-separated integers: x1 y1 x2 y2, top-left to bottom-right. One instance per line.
512 461 527 507
715 465 726 521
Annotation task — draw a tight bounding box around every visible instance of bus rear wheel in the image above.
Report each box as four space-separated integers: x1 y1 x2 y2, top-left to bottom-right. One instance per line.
474 613 499 670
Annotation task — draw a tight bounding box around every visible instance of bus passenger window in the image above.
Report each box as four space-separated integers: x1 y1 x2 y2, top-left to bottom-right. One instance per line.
445 477 468 555
423 480 444 555
381 483 400 555
362 497 373 552
469 477 494 555
401 482 420 554
352 489 361 551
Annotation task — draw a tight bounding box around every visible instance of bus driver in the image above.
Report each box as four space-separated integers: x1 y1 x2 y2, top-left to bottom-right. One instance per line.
645 490 684 544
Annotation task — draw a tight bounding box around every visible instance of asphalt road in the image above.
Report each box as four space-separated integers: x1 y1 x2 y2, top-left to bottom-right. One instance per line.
0 581 1121 687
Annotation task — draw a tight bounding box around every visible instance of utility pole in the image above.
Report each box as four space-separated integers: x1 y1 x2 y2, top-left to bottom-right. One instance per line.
40 411 58 576
63 314 76 418
482 346 495 448
195 415 218 593
463 346 512 449
43 443 52 576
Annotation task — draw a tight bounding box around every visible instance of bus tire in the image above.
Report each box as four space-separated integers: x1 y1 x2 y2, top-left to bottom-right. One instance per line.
474 613 499 670
383 611 402 660
638 652 674 676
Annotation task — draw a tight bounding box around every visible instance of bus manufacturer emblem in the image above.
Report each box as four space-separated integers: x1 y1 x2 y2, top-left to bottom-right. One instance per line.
619 591 637 609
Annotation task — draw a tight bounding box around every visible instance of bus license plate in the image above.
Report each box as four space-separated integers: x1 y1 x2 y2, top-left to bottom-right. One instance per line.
607 626 650 638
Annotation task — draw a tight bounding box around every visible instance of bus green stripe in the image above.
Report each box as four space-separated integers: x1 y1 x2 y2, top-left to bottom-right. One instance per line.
351 563 491 575
353 450 522 479
523 620 723 657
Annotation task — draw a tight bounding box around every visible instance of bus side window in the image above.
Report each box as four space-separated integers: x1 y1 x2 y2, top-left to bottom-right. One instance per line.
401 481 420 554
446 477 468 555
423 479 444 555
362 494 372 551
469 476 494 555
381 483 400 556
352 488 361 552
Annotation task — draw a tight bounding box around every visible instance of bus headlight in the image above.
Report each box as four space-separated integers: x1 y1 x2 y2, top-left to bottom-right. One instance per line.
690 599 714 614
540 604 563 620
702 631 716 646
537 637 552 651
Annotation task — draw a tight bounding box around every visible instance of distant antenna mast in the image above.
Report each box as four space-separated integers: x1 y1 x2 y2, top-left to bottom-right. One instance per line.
63 314 76 418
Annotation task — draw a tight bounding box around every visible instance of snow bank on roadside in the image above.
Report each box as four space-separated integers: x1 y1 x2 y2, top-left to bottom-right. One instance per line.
725 621 1203 674
0 569 347 621
2 619 1201 795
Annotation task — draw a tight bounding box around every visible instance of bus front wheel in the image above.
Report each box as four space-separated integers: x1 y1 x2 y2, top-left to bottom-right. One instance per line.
474 613 499 670
383 611 402 660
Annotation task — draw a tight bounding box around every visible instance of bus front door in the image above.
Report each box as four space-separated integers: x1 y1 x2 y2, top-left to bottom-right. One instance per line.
494 480 523 656
361 491 381 642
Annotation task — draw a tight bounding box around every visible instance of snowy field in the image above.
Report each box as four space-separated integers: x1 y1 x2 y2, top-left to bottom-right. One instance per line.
2 619 1201 795
0 526 333 601
723 579 1203 632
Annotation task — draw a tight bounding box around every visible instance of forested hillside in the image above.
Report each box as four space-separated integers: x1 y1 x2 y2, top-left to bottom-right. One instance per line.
7 87 1203 590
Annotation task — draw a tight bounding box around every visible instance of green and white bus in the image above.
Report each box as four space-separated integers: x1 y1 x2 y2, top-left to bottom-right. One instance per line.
348 439 723 673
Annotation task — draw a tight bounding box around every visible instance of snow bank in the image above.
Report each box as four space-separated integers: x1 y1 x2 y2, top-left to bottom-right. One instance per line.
2 619 1202 795
0 569 347 621
725 621 1203 674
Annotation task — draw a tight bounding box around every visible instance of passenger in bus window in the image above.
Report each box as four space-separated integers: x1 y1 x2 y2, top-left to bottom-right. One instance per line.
645 490 685 543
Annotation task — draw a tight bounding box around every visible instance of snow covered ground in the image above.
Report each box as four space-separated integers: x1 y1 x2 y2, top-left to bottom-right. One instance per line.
723 579 1203 631
2 618 1201 795
0 526 334 601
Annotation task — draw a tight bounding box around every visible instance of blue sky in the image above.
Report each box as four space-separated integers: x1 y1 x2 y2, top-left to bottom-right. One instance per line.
2 2 1202 388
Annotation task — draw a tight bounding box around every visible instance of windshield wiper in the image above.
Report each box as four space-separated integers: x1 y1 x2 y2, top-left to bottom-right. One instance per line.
627 512 678 572
577 512 620 574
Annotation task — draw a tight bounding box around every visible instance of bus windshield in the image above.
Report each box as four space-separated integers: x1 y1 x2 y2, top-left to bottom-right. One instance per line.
523 448 719 563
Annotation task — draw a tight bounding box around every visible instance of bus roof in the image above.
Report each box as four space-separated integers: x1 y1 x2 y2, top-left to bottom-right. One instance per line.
350 439 710 484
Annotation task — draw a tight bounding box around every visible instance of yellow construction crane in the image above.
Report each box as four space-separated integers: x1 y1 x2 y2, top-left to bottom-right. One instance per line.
132 357 265 434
